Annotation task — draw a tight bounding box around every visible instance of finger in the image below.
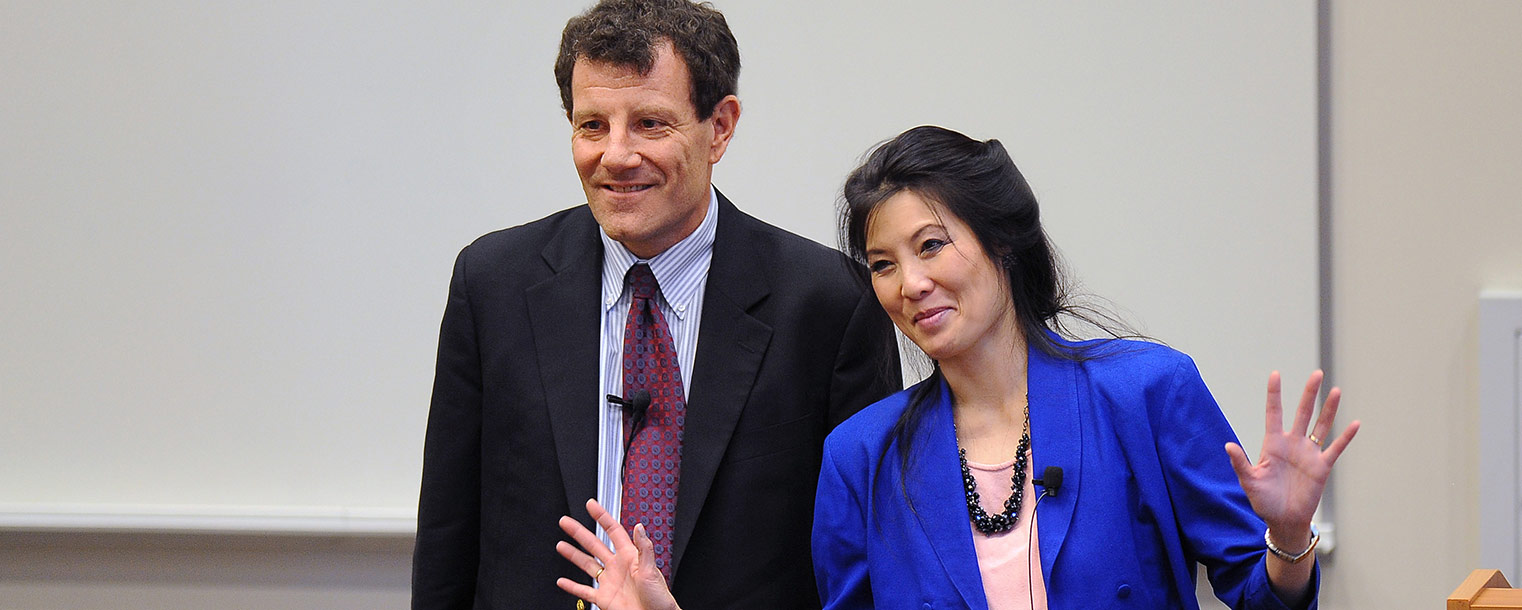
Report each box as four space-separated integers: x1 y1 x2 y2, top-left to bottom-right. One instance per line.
555 577 597 603
1264 371 1284 435
559 515 615 566
555 540 605 577
587 498 636 552
1309 386 1341 443
1289 370 1323 437
1321 420 1361 466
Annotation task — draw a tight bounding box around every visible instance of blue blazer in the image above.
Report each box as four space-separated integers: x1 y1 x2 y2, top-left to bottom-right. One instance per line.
813 338 1317 610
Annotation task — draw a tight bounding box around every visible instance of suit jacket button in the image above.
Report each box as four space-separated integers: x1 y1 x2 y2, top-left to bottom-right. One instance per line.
1116 583 1132 599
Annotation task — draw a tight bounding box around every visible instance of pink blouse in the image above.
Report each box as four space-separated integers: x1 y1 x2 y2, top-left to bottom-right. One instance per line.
966 451 1048 610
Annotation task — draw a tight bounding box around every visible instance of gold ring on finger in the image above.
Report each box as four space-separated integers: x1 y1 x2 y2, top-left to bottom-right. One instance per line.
594 567 605 580
1308 433 1321 445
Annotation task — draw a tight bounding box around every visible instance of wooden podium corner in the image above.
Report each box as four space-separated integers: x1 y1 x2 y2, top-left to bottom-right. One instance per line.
1450 569 1522 610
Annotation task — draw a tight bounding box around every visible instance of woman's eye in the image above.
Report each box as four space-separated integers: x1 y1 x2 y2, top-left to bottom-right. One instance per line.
869 260 893 273
920 238 947 254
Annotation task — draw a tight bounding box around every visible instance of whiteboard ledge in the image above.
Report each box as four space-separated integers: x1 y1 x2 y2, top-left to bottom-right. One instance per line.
0 504 417 536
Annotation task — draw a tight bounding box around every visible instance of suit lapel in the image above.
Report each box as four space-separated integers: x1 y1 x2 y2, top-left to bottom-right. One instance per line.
669 193 772 576
906 379 990 610
526 210 604 523
1028 341 1083 584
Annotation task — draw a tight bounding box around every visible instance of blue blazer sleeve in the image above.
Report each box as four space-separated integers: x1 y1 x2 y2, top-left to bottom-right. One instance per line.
1075 344 1317 610
814 432 875 610
1138 356 1320 610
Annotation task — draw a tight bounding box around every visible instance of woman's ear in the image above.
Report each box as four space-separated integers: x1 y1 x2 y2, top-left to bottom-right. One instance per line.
999 250 1018 269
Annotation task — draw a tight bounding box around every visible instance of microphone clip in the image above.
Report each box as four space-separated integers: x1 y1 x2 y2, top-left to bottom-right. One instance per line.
1032 465 1063 497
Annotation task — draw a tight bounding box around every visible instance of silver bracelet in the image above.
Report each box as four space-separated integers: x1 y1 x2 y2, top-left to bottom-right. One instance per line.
1264 524 1320 564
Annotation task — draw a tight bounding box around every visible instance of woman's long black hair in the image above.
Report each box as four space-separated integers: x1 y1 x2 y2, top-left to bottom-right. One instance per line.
839 125 1141 492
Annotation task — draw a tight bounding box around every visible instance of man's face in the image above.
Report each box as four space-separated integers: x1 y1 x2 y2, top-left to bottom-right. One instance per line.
569 42 737 259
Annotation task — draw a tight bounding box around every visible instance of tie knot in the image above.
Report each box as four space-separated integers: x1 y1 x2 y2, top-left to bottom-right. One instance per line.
626 263 658 300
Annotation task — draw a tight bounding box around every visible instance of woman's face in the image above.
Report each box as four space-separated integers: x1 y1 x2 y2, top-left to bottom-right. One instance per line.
864 191 1019 364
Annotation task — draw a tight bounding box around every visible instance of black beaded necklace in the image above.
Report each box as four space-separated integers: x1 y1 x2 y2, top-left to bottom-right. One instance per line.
956 400 1030 535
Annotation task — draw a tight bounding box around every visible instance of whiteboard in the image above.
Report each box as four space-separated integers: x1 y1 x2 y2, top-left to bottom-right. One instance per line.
0 1 1317 530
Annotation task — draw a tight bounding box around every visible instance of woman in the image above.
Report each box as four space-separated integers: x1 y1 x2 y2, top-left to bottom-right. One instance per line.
556 125 1358 610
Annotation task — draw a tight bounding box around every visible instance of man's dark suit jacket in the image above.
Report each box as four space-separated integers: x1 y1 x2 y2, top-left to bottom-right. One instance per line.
412 191 901 609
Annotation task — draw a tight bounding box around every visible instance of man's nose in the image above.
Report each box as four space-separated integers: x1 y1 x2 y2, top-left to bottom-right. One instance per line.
601 128 642 171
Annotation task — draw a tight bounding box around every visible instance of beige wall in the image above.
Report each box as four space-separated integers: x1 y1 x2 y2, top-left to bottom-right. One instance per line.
1323 0 1522 608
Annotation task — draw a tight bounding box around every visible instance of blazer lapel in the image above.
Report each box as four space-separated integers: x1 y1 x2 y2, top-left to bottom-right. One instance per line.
906 379 990 610
1028 340 1083 584
526 210 604 523
669 193 772 576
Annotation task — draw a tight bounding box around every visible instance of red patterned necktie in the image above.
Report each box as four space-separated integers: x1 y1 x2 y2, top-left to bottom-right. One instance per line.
619 263 684 581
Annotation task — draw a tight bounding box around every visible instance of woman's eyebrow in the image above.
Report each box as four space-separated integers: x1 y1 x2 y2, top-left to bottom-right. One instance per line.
865 223 946 257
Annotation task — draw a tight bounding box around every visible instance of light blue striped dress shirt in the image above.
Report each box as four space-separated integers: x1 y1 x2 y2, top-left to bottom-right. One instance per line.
595 188 718 549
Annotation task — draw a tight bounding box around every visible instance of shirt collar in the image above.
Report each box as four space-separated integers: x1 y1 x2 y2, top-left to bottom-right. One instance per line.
599 187 719 319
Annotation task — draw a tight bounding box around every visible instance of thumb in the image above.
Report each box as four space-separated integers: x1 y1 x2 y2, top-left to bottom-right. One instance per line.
1224 442 1253 485
633 523 658 571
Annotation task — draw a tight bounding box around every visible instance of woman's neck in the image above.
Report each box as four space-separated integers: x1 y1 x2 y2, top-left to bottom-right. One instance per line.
940 318 1027 404
940 323 1030 460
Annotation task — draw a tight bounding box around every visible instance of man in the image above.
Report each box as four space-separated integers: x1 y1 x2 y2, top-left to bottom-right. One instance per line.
411 1 900 608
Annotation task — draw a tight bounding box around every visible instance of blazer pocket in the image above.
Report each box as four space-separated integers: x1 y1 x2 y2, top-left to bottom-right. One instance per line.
722 412 819 464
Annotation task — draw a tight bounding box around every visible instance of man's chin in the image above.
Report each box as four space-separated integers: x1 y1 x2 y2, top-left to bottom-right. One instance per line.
589 205 645 232
592 215 656 248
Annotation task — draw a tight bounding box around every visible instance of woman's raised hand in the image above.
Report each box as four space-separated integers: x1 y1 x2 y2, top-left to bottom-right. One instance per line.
556 499 681 610
1225 370 1360 545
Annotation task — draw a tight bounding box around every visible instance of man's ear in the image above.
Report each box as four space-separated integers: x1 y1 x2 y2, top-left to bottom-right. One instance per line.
707 95 740 164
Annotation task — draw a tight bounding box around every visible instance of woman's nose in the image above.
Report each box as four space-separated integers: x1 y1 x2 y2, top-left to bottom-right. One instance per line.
900 262 934 299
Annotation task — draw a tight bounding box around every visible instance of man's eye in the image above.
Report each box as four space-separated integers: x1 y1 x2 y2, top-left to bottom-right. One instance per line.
638 118 661 129
580 120 604 131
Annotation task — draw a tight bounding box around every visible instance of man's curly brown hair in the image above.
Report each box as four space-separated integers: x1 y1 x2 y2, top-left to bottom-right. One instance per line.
554 0 741 121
